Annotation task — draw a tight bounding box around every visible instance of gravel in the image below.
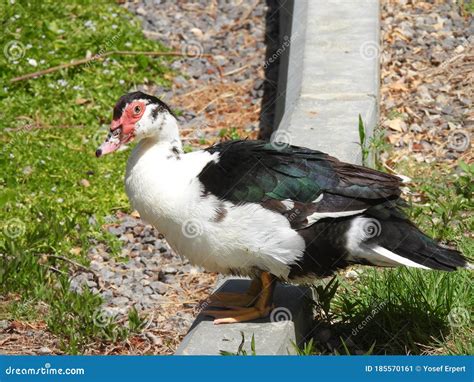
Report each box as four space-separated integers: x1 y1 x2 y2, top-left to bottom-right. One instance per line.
380 1 472 165
121 0 268 143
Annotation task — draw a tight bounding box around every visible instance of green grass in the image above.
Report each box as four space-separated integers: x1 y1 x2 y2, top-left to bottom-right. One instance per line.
306 162 473 355
0 0 172 353
460 0 474 14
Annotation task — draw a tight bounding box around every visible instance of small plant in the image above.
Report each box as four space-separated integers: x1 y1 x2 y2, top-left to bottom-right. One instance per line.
218 127 244 141
313 275 339 319
292 338 316 355
127 306 147 333
220 332 256 356
356 115 389 168
358 114 369 166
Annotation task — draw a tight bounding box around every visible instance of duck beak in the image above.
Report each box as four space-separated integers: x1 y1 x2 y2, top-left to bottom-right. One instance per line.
96 119 124 157
95 125 136 157
96 136 121 157
96 114 137 158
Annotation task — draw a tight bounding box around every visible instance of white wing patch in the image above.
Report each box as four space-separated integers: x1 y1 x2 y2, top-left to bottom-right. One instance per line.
304 193 366 224
371 246 430 269
345 216 431 269
313 194 324 203
307 208 366 225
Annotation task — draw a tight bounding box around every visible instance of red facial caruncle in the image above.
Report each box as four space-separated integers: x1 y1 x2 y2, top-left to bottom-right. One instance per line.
96 100 146 158
113 100 146 136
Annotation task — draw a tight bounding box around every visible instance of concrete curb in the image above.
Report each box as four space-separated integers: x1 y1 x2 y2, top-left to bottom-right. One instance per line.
273 0 380 165
176 0 380 355
175 278 313 355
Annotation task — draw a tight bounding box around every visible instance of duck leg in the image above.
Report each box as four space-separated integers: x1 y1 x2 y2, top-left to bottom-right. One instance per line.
206 277 262 307
203 272 275 324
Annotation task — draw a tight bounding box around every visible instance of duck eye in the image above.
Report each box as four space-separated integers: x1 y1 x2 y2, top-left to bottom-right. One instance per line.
134 105 141 114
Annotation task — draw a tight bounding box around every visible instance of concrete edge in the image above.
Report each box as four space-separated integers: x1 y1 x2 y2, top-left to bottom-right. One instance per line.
273 0 380 165
176 0 381 355
175 278 314 355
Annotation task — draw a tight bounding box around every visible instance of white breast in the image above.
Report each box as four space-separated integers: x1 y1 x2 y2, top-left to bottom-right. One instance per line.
124 141 305 279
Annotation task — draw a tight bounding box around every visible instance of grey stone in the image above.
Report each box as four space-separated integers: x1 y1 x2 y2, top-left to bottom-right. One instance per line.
122 218 138 229
162 266 178 274
111 296 130 306
108 226 125 236
89 260 102 272
101 290 113 301
104 306 127 317
100 268 115 281
161 274 176 284
150 281 168 294
145 332 163 346
136 6 147 16
111 276 123 287
0 320 10 330
150 294 168 302
88 215 97 226
143 286 153 295
37 346 52 355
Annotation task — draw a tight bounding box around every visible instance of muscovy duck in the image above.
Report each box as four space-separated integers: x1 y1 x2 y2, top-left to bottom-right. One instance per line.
96 91 471 324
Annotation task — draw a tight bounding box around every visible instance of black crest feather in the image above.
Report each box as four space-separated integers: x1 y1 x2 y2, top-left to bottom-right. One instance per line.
112 91 175 120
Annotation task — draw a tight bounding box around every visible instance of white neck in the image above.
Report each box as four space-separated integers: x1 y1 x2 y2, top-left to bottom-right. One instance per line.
136 109 183 152
152 113 182 151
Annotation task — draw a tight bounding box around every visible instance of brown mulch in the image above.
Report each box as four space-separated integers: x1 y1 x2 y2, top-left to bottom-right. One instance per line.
380 0 473 168
176 81 261 143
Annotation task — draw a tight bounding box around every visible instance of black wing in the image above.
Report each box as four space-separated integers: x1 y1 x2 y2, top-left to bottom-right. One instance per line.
198 140 402 228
